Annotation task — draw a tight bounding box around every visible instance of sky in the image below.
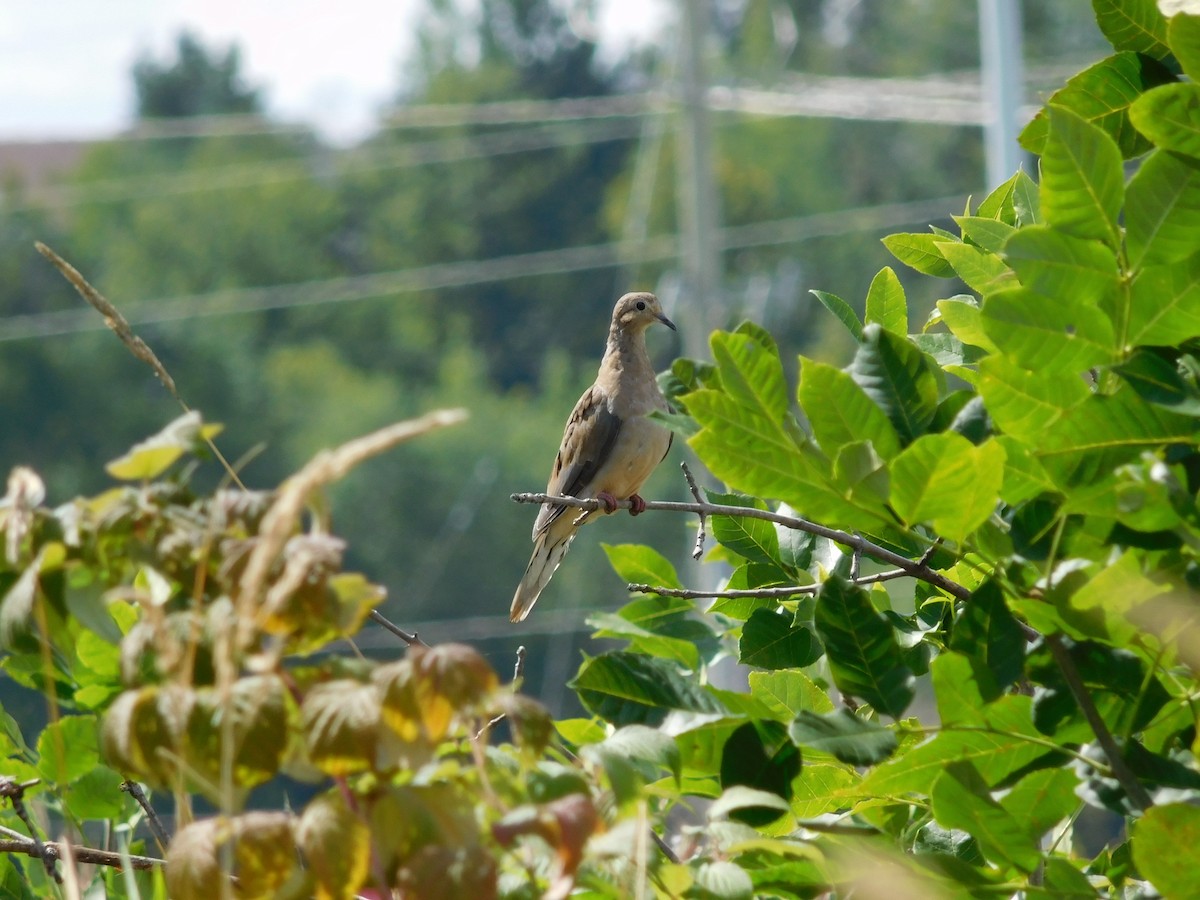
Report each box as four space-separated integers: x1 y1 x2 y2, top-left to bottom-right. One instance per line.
0 0 670 144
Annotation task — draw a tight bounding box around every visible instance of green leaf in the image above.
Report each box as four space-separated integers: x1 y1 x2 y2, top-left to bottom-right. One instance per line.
1038 381 1199 458
712 330 788 422
63 766 127 821
584 724 682 804
931 652 995 726
813 579 914 718
806 292 864 340
1130 82 1200 159
1127 150 1200 269
978 356 1090 443
860 696 1053 796
788 709 897 765
980 286 1115 374
692 861 754 900
1091 0 1170 59
847 325 939 446
1019 53 1176 158
105 411 223 481
931 761 1042 874
1040 107 1124 248
798 357 902 461
1170 12 1200 80
36 715 100 785
1115 348 1200 416
602 543 683 590
708 493 782 566
864 267 907 335
950 581 1026 692
1003 226 1120 309
1132 803 1200 898
571 652 723 726
934 241 1015 297
1042 859 1099 898
738 609 822 671
810 290 863 340
718 720 799 825
748 670 835 720
954 215 1016 253
889 433 1005 544
976 169 1041 226
707 785 791 822
999 768 1081 839
881 232 957 278
588 603 704 669
1128 251 1200 345
935 296 1000 353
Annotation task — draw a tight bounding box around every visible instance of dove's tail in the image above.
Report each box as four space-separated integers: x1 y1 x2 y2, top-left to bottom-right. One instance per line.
510 530 576 622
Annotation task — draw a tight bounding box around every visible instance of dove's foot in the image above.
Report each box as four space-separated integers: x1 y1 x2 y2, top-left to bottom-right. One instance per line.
628 494 647 516
596 491 620 513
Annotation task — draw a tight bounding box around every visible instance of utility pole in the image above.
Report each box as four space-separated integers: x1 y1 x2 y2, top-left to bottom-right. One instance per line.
978 0 1026 188
676 0 722 360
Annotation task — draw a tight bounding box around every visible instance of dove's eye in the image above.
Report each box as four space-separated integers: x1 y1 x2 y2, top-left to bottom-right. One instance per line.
636 301 646 311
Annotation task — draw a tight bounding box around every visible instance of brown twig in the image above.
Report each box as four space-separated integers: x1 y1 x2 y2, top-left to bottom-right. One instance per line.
121 781 170 852
368 609 430 648
0 778 59 883
511 493 970 601
1044 634 1154 812
680 462 707 560
0 839 162 871
628 567 911 600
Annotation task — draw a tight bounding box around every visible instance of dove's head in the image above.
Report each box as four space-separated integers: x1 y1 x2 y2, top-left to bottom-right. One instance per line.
612 292 676 335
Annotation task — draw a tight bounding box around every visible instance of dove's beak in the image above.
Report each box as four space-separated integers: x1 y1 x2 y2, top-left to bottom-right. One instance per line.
657 313 677 331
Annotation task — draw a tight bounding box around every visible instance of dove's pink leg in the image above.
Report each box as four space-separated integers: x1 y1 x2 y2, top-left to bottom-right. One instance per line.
628 494 647 516
596 491 620 513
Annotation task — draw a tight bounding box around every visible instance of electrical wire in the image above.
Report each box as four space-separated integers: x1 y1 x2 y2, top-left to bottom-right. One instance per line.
0 194 964 343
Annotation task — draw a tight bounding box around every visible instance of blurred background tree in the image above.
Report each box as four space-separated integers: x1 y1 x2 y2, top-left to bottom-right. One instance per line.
0 0 1108 711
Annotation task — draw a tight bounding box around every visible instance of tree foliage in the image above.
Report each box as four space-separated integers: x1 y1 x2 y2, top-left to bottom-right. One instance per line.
4 1 1200 896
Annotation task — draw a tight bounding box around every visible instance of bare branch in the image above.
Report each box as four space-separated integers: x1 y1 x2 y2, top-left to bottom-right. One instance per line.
628 567 911 600
0 838 162 871
368 610 430 648
121 781 170 852
511 492 970 601
1044 635 1153 812
680 462 707 560
0 777 59 882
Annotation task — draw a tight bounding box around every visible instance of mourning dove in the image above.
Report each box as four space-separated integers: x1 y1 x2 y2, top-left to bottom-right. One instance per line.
510 292 676 622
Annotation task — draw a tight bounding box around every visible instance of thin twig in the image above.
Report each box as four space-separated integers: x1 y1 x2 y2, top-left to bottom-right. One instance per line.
850 544 862 580
0 778 59 883
1044 635 1153 812
0 839 162 871
917 538 943 567
120 781 170 852
680 462 707 560
649 829 679 864
513 645 527 682
368 609 430 648
511 493 970 601
628 567 911 599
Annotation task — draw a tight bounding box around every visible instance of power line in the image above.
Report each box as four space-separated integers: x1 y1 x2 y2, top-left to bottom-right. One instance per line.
1 194 962 343
10 117 651 211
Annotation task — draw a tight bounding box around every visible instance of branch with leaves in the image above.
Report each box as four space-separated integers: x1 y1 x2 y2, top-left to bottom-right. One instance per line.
510 491 970 600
